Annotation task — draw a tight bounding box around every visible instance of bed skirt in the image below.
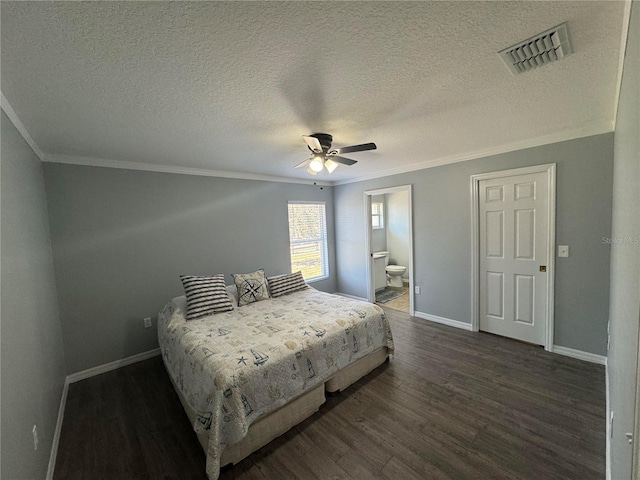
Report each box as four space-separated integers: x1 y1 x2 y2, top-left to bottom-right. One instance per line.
325 346 389 393
167 346 389 466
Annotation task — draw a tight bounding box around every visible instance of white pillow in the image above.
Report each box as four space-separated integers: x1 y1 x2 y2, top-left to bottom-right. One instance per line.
226 284 238 306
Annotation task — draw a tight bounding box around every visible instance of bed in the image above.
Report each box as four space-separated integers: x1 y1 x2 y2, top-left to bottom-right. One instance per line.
158 286 394 480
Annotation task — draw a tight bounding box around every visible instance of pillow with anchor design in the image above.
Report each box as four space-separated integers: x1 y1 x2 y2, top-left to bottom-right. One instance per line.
232 269 271 306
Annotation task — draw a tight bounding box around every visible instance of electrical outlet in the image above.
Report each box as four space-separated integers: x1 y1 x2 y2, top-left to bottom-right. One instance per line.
143 317 152 329
32 425 38 451
414 285 421 294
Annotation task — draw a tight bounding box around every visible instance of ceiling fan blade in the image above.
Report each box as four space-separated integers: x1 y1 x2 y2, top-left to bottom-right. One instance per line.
295 158 312 169
302 135 323 153
336 142 377 155
330 155 357 166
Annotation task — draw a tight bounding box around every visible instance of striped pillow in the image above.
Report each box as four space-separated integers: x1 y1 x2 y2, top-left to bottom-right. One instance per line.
267 271 308 298
180 274 234 319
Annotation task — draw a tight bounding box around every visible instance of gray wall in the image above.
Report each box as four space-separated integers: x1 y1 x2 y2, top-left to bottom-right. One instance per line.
385 191 410 273
1 111 66 479
608 1 640 478
335 133 613 355
43 164 336 374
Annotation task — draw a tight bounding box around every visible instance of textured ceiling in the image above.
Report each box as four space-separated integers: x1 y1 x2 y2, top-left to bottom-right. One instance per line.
0 1 627 184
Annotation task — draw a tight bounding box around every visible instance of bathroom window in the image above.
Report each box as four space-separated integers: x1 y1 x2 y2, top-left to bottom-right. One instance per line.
288 202 329 282
372 202 384 229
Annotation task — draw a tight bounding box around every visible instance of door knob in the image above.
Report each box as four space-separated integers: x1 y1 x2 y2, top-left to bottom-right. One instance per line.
539 265 547 272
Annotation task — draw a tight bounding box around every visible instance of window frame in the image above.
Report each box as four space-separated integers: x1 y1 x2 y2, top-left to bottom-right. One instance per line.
371 201 384 229
287 201 329 283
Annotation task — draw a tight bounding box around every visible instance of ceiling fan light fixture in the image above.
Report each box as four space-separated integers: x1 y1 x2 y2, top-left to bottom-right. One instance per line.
309 155 324 172
324 158 339 173
297 133 376 175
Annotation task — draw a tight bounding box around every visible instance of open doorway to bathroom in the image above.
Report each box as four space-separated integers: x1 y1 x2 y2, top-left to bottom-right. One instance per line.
364 185 414 315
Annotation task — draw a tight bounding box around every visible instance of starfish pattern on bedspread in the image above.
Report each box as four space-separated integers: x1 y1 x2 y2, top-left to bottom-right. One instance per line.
158 288 394 480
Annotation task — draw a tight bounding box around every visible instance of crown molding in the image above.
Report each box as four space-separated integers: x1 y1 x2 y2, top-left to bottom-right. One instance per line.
5 85 612 189
332 122 613 186
44 154 333 186
45 120 612 188
1 92 45 161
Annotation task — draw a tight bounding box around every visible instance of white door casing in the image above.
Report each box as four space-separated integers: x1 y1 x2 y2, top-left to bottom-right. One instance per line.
471 164 556 350
364 185 414 316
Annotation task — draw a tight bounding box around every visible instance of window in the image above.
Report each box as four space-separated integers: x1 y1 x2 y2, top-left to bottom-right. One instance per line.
372 202 384 229
288 202 328 282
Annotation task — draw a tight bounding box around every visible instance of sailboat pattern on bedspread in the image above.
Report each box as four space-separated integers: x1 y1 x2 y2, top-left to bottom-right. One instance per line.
158 287 394 480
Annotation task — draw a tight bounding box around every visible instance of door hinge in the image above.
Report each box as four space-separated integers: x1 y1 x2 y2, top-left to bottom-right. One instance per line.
626 433 633 444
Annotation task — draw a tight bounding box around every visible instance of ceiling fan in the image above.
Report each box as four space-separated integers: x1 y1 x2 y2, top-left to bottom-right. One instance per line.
295 133 377 175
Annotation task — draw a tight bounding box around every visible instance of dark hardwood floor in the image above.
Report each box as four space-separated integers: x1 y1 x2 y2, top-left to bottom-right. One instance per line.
54 308 605 480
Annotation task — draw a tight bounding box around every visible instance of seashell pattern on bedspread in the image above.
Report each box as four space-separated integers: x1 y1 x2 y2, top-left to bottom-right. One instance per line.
158 287 394 480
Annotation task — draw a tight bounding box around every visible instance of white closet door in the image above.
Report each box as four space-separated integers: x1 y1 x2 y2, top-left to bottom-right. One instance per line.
479 171 549 345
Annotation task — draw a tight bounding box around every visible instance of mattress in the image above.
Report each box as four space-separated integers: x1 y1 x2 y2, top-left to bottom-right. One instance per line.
158 288 394 479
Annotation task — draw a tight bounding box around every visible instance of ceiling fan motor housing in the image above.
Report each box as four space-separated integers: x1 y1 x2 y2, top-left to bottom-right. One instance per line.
309 133 333 152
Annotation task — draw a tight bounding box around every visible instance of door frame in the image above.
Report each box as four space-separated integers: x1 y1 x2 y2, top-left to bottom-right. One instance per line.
632 310 640 480
470 164 556 351
364 184 414 316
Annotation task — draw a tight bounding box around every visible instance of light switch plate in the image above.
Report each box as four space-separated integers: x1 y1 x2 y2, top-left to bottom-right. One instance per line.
558 245 569 257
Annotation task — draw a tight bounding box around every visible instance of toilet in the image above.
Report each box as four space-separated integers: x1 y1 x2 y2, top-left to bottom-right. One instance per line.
385 264 406 288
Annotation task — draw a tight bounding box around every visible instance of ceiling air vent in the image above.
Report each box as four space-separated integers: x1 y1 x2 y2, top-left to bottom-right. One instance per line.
499 23 572 75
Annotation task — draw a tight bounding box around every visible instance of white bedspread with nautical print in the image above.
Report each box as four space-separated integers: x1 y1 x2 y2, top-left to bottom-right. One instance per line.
158 288 394 480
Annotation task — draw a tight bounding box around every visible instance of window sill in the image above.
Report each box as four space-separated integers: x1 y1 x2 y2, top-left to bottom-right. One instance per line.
306 275 329 284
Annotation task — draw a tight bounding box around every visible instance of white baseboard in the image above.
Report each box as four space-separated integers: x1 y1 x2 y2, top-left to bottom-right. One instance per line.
334 292 369 302
410 316 607 366
606 362 611 480
414 311 474 331
552 345 607 365
47 348 162 478
66 348 161 384
46 378 69 480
